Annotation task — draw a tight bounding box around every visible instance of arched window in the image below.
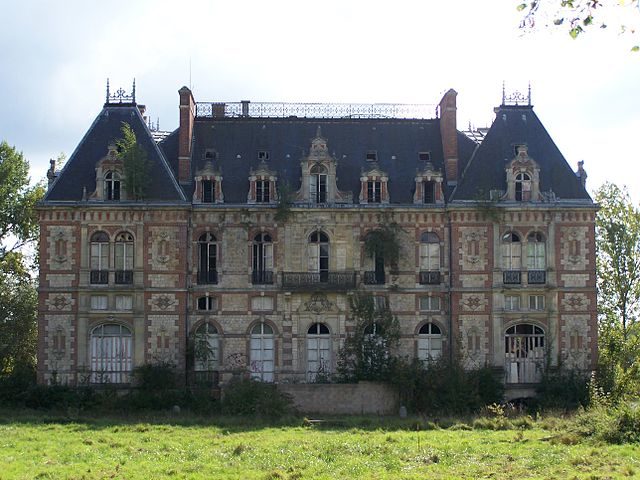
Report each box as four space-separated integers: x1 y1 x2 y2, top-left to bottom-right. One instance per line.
527 232 546 270
420 232 440 284
198 233 218 284
310 164 327 203
90 323 132 383
250 322 274 382
252 233 273 284
307 323 331 381
505 324 545 383
114 232 134 284
193 322 219 371
515 172 531 201
308 231 329 282
90 231 109 284
501 232 522 269
104 171 121 200
418 322 442 361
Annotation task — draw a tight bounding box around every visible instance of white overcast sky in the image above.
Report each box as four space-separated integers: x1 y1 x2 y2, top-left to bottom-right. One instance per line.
1 0 639 200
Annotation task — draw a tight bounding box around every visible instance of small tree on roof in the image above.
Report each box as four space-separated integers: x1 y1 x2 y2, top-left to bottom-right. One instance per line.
117 122 149 200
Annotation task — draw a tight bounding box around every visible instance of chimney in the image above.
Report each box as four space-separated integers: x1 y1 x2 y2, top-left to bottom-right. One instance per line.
439 89 459 185
178 86 195 183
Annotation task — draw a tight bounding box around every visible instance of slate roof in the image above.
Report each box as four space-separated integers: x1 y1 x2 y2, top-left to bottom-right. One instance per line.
45 105 186 202
187 117 477 204
452 105 591 202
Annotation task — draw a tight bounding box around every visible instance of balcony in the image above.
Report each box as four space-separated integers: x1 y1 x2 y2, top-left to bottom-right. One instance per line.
252 270 274 285
527 270 546 285
281 271 357 291
198 270 219 285
90 270 109 285
363 271 385 285
419 271 441 285
115 270 133 285
503 270 522 285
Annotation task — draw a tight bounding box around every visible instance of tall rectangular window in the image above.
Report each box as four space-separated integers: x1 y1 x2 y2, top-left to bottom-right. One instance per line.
367 181 382 203
202 180 215 203
256 180 270 203
504 295 521 311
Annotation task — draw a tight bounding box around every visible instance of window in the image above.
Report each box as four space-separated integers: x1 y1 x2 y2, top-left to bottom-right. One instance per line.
527 232 546 270
569 329 584 352
505 324 545 383
252 233 273 284
250 322 274 382
114 232 134 284
501 232 522 270
366 151 378 162
255 180 270 203
529 295 545 310
307 323 331 381
515 172 531 201
367 180 382 203
115 295 133 311
251 296 274 311
420 232 440 270
504 295 521 311
201 179 215 203
104 171 121 200
423 181 436 204
204 149 215 160
90 231 109 284
309 164 327 203
418 152 431 162
373 295 388 312
90 324 132 383
419 296 441 312
90 295 108 310
308 231 329 282
418 323 442 361
193 322 219 371
258 150 270 161
198 233 218 284
197 296 217 311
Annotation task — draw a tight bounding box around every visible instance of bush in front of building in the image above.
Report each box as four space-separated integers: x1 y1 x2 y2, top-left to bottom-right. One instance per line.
221 378 294 417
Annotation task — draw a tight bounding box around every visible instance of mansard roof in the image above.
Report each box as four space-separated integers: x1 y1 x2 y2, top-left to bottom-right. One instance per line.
187 117 476 204
45 105 186 202
452 105 592 202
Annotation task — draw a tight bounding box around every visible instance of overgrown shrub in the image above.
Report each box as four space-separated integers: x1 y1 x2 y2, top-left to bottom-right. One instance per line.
221 379 293 417
535 366 590 410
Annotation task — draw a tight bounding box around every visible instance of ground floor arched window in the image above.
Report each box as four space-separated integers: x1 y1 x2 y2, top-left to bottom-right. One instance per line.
418 322 442 361
250 322 275 382
505 324 545 383
307 323 331 381
90 323 132 383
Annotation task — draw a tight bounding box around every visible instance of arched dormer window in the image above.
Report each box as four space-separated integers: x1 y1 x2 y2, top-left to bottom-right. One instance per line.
504 146 541 202
515 172 531 201
308 231 329 281
105 171 121 200
310 164 328 204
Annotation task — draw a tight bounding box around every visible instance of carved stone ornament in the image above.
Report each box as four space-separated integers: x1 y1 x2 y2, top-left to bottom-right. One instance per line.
152 295 176 310
304 293 334 314
51 295 71 310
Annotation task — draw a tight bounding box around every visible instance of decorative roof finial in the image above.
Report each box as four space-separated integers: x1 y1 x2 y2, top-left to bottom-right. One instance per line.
528 82 532 106
316 125 322 138
132 78 136 103
502 81 506 105
106 78 110 103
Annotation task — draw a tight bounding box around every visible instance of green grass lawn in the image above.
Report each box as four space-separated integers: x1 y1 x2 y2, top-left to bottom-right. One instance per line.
0 410 639 479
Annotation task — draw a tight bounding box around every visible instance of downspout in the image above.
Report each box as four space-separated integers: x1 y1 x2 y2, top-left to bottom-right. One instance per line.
447 210 454 364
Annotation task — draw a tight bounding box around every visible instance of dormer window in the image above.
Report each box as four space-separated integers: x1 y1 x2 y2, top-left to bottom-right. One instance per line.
367 180 382 203
201 179 215 203
105 171 121 200
248 162 277 204
204 149 216 160
366 151 377 162
419 152 431 162
414 164 443 205
310 164 328 203
423 181 436 204
515 172 531 201
256 180 270 202
258 150 270 161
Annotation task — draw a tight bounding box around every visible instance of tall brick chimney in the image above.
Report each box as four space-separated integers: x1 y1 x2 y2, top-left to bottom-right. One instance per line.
178 86 195 184
439 89 459 185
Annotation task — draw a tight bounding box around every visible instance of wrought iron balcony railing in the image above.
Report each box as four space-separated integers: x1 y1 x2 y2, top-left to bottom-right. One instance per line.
198 270 218 285
363 271 385 285
114 270 133 285
252 270 274 285
527 270 546 284
419 271 441 285
503 270 522 285
281 271 357 291
90 270 109 285
187 370 220 388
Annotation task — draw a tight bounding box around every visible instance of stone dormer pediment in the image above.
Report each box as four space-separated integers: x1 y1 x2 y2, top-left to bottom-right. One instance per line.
359 162 389 204
248 160 278 204
502 145 541 202
413 162 444 204
90 142 125 201
193 160 224 203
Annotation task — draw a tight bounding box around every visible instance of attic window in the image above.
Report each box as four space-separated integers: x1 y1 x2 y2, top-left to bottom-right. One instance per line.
513 145 526 157
258 151 270 161
419 152 431 162
204 149 216 160
366 151 377 162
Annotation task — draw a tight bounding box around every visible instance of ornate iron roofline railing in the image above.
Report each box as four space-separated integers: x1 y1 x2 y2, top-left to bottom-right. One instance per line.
194 101 438 119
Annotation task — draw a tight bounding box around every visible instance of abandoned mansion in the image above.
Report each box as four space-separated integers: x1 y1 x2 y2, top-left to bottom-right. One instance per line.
38 84 597 394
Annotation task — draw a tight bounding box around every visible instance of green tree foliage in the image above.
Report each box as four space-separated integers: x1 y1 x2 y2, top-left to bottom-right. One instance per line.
363 219 403 272
595 182 640 400
337 293 400 382
116 123 149 200
518 0 640 50
0 141 43 374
